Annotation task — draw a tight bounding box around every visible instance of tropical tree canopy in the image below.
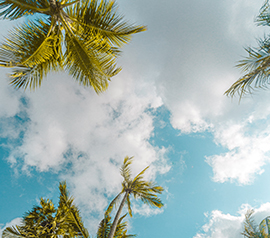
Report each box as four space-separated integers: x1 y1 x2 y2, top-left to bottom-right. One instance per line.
0 0 146 93
106 156 164 238
225 0 270 99
2 181 135 238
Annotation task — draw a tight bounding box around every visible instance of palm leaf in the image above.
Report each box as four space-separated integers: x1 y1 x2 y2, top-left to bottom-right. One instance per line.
120 156 133 183
0 0 50 20
0 19 62 89
66 0 146 47
225 38 270 98
105 192 122 216
58 182 90 238
64 29 120 93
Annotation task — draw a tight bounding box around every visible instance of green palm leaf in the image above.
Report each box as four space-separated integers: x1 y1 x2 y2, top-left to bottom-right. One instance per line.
120 156 133 184
64 29 120 93
0 0 50 20
66 0 146 47
0 19 62 89
58 182 90 238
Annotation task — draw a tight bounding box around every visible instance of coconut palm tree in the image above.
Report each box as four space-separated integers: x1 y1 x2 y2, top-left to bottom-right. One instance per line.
2 181 135 238
0 0 146 93
106 156 164 238
242 209 270 238
2 182 90 238
225 0 270 99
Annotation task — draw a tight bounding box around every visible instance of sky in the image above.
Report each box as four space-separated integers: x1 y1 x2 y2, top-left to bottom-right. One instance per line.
2 0 270 237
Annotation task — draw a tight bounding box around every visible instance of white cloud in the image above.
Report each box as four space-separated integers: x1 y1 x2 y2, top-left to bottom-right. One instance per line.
194 203 270 238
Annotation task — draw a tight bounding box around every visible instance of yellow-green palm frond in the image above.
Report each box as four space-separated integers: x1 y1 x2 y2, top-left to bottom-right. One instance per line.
58 182 90 238
0 0 50 20
242 210 261 238
97 214 112 238
97 213 136 238
120 156 133 183
225 39 270 98
0 19 62 89
66 0 146 48
125 194 132 217
64 30 120 93
105 192 122 216
131 181 164 209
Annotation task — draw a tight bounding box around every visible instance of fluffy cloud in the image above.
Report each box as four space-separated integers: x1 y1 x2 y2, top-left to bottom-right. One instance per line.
194 203 270 238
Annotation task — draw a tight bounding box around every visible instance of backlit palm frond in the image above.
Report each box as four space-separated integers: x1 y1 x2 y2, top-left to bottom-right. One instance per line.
97 215 112 238
105 192 122 216
114 214 136 238
0 0 50 20
257 0 270 26
2 225 27 238
120 156 133 183
64 30 120 93
58 182 90 238
97 214 135 238
242 210 261 238
66 0 146 47
125 195 132 217
225 38 270 98
131 180 164 208
0 19 62 89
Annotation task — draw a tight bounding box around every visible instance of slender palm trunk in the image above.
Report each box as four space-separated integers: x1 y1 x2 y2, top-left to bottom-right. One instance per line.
107 192 128 238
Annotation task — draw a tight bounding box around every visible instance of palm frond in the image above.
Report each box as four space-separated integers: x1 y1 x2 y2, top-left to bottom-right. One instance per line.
0 0 50 20
66 0 146 47
63 29 120 93
120 156 133 183
0 19 62 89
125 195 132 217
225 38 270 98
242 210 262 238
257 0 270 26
58 182 90 238
105 192 122 216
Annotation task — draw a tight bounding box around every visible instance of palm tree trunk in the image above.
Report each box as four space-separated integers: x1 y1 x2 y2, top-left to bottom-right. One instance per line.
107 192 128 238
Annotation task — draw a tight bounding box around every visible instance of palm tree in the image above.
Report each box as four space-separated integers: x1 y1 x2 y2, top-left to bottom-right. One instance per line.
106 156 164 238
0 0 146 93
225 0 270 99
2 182 91 238
242 209 270 237
2 181 135 238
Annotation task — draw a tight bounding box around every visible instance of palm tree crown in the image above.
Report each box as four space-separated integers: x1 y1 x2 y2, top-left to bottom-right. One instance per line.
106 156 164 238
225 0 270 99
0 0 146 93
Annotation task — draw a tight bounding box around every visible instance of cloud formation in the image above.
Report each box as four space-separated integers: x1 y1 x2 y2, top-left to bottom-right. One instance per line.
194 203 270 238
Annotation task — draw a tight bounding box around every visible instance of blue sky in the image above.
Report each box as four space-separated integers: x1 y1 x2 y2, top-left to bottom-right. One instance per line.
2 0 270 237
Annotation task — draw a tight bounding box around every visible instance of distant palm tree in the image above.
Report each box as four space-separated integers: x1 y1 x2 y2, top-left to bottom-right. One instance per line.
0 0 146 93
107 156 164 238
225 0 270 99
242 209 270 237
2 182 90 238
2 181 135 238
